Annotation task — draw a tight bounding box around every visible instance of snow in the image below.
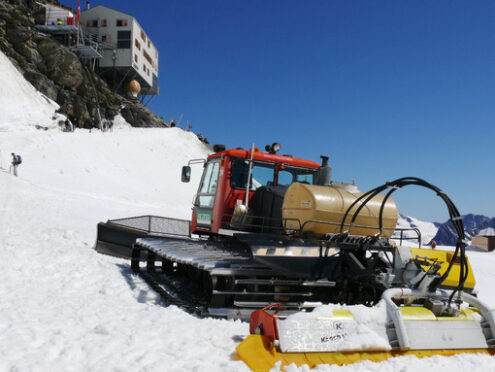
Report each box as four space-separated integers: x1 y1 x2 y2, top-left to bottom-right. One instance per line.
395 214 438 246
1 48 495 371
479 227 495 236
287 302 388 325
0 50 63 130
282 302 391 352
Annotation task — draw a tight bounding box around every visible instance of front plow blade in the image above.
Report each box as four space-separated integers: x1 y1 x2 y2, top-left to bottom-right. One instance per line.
236 335 494 372
237 289 495 371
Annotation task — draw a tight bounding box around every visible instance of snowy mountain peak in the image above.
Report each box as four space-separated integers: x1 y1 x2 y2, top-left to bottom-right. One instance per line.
395 213 439 246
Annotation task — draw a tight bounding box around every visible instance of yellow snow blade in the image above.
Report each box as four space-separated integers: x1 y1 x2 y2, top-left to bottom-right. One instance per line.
409 248 476 290
236 335 495 372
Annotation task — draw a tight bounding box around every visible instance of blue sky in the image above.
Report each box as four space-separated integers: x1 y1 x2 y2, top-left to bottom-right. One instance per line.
93 0 494 222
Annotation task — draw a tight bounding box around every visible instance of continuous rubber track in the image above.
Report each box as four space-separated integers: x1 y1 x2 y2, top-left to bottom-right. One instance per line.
130 237 332 319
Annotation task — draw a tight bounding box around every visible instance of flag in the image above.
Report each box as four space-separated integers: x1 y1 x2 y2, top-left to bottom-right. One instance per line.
77 0 80 22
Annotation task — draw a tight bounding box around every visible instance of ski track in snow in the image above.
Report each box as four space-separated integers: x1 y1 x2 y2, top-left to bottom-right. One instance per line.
1 49 495 372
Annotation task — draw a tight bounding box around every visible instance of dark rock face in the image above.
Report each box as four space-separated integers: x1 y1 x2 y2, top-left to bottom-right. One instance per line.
121 103 167 128
433 223 459 246
37 38 84 88
0 0 168 128
24 68 58 100
14 39 43 67
432 214 495 245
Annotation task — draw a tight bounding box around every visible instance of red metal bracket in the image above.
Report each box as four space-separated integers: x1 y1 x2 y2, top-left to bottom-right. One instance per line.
249 303 280 341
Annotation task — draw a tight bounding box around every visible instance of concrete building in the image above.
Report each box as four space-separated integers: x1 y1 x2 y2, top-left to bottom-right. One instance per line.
35 3 101 62
80 5 159 97
38 2 75 26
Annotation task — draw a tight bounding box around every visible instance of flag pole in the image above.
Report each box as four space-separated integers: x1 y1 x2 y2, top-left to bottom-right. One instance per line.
76 0 80 46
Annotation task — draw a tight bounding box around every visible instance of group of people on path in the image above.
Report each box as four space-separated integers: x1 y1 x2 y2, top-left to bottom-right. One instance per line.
62 118 114 132
169 117 210 144
196 133 209 144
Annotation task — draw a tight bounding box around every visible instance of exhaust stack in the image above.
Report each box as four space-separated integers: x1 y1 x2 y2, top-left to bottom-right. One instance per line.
317 155 332 186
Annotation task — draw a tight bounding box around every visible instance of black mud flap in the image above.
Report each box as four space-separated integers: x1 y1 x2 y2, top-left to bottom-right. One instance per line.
94 222 151 259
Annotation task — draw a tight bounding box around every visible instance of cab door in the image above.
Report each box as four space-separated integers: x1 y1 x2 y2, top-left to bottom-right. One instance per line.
194 159 220 229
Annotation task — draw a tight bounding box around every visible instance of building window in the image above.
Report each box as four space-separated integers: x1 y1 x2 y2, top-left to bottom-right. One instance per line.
117 30 131 49
116 19 128 27
135 39 141 50
142 49 152 65
147 39 150 48
134 54 138 63
87 19 98 27
101 19 107 27
141 30 146 42
143 64 146 73
101 35 107 43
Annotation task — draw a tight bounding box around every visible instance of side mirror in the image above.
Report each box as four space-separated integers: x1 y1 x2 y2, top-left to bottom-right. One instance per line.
181 166 191 183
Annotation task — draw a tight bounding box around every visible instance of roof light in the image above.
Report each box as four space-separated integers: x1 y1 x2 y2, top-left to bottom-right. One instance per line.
265 142 281 154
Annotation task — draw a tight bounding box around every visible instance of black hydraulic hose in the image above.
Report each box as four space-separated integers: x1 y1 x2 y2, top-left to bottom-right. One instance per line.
376 179 470 300
346 178 419 234
339 183 389 234
339 177 469 304
340 177 425 235
378 185 405 236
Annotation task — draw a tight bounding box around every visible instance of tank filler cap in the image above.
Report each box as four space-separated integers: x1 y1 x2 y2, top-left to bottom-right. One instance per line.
332 182 359 193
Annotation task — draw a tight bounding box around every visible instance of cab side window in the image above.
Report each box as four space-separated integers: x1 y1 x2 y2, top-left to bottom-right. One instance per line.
198 160 220 208
277 170 294 186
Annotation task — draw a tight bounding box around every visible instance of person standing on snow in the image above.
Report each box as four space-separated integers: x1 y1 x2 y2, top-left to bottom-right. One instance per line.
10 153 22 176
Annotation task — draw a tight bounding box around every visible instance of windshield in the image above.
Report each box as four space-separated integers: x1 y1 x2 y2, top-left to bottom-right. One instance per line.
278 166 316 186
230 157 317 189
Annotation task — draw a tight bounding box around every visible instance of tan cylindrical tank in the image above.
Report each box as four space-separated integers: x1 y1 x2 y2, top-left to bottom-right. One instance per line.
282 183 398 238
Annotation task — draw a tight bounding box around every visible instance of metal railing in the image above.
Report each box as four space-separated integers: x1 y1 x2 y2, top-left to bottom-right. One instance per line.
107 213 422 246
107 215 191 238
220 213 422 246
298 219 422 247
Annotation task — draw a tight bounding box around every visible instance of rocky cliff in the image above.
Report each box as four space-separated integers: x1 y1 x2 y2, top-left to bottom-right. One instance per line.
0 0 167 128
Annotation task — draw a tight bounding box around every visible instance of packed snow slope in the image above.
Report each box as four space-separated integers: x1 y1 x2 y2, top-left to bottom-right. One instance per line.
1 49 495 371
2 128 495 372
0 49 64 130
396 214 438 246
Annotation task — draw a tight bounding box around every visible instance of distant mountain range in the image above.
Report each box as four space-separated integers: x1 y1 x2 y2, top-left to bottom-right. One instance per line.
398 214 495 246
433 214 495 246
